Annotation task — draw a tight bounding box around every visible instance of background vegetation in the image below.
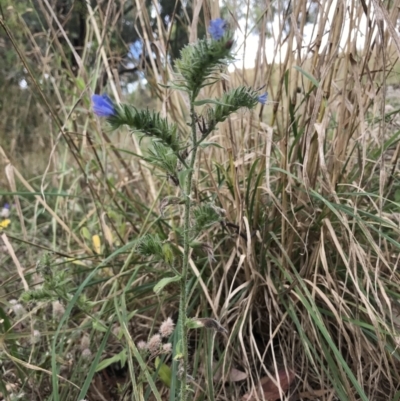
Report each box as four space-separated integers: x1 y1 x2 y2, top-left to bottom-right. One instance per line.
2 0 400 400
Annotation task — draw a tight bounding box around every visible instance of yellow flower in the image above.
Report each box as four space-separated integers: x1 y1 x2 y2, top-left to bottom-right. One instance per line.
0 219 10 230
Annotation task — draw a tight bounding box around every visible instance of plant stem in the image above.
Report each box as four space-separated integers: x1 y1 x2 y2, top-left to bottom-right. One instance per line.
179 96 198 401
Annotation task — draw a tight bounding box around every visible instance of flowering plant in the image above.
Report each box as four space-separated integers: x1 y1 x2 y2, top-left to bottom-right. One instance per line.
92 18 267 401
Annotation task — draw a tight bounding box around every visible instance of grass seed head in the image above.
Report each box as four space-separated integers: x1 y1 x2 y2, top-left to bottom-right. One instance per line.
159 317 175 338
162 343 172 353
148 334 162 354
30 330 41 345
81 348 92 359
9 299 26 318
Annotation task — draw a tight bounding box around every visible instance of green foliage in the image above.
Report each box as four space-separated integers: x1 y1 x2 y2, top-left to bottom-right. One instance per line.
153 275 181 294
192 203 222 236
95 19 258 401
209 86 260 123
146 142 179 177
137 234 164 259
110 105 180 152
20 256 94 312
155 357 172 387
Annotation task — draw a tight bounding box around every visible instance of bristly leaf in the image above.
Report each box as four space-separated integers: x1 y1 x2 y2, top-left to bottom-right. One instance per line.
146 142 178 176
108 105 180 152
206 86 260 130
136 234 164 259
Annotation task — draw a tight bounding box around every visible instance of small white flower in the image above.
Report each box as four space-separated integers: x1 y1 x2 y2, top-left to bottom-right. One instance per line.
0 204 10 218
9 299 26 318
82 348 92 359
30 330 41 344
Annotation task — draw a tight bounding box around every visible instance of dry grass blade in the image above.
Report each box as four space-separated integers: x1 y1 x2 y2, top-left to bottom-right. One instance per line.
1 233 29 291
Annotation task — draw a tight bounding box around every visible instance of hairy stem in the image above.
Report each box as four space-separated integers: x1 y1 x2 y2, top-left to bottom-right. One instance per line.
179 96 198 401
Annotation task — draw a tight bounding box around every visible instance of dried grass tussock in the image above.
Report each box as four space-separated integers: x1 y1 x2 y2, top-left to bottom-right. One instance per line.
1 0 400 400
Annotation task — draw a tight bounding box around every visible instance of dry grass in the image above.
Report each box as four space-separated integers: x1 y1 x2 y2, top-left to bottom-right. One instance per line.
1 0 400 400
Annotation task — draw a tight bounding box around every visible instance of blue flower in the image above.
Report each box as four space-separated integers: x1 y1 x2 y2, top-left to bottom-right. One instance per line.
258 93 268 105
209 18 226 40
92 94 116 117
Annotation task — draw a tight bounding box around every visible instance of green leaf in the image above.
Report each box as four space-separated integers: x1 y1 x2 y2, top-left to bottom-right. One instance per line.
178 168 193 189
174 339 183 360
155 357 172 387
159 82 189 92
193 98 230 106
186 318 204 329
92 319 108 332
0 307 11 332
294 65 319 87
120 348 127 368
95 349 127 372
395 189 400 203
153 275 181 294
75 77 85 91
199 142 224 149
80 227 91 241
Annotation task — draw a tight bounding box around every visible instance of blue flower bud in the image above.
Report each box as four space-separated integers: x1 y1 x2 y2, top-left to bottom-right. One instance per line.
208 18 226 40
92 94 116 117
258 93 268 105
